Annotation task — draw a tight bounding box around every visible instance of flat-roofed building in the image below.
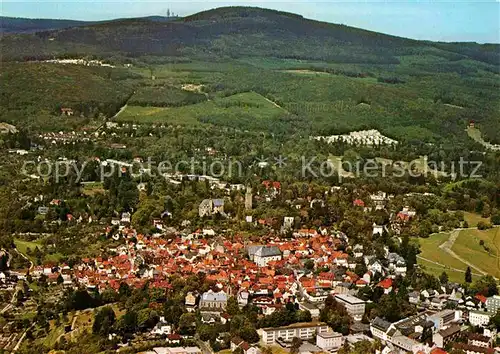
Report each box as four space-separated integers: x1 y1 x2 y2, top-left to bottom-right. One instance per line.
486 295 500 314
469 310 494 327
316 331 343 350
335 294 365 322
427 309 461 330
259 322 331 345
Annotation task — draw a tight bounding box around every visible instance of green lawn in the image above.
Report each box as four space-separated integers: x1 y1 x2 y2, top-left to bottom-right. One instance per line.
452 228 500 278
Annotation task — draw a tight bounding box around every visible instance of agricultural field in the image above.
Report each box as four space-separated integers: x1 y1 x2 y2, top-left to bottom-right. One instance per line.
452 228 500 278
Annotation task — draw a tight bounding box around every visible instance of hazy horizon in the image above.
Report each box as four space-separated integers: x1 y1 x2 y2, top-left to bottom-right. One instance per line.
1 1 499 43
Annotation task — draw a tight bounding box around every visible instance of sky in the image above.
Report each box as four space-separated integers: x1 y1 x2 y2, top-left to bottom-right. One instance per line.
1 0 499 43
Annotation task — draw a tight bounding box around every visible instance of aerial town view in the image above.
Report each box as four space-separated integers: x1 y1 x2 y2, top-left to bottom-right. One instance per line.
0 1 499 354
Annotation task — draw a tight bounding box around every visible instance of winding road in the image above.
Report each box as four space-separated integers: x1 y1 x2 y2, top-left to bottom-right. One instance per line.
419 226 499 281
438 229 491 278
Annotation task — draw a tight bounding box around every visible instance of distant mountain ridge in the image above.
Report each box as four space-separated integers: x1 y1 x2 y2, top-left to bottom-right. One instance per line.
0 7 498 65
0 15 177 33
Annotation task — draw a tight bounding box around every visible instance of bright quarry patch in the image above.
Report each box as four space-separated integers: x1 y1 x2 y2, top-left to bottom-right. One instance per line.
312 129 398 146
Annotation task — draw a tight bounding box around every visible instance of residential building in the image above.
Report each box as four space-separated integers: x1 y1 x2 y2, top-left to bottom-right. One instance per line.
151 317 172 336
391 334 423 353
199 290 227 311
370 317 392 341
433 325 462 348
452 343 495 354
199 199 225 217
469 310 493 327
316 331 343 350
253 246 282 267
467 333 492 348
485 295 500 314
334 294 365 322
152 347 202 354
427 310 461 330
259 322 331 345
185 292 198 312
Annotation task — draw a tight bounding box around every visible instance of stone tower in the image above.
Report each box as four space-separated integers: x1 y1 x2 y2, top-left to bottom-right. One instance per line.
245 186 253 210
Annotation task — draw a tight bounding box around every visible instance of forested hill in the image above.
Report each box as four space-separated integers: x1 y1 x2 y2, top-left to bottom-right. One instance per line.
0 6 498 65
0 15 177 34
0 17 96 33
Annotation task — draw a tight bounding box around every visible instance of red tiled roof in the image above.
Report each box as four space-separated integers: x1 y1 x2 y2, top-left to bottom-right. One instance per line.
353 199 365 207
377 278 393 289
475 294 487 303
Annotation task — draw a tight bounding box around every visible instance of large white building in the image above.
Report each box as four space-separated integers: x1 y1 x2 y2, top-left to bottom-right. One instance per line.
469 310 494 327
486 295 500 314
316 331 343 350
252 246 282 267
259 322 331 345
335 294 365 322
199 290 227 311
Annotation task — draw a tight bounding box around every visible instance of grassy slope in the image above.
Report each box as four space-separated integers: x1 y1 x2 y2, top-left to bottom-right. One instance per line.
117 91 286 125
463 212 491 227
452 228 500 278
418 258 475 284
14 238 62 263
418 233 470 271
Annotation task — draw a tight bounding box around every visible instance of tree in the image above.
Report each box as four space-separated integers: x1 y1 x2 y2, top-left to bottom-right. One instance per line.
439 271 449 285
421 326 433 345
57 274 64 285
354 262 367 277
178 313 196 334
477 221 492 230
471 276 498 297
233 347 244 354
16 289 24 304
163 301 184 327
198 324 216 341
304 259 314 270
338 341 351 354
239 324 260 343
226 296 240 316
93 306 116 335
465 267 472 283
137 308 159 330
118 282 131 298
295 310 312 323
290 337 302 354
491 309 500 330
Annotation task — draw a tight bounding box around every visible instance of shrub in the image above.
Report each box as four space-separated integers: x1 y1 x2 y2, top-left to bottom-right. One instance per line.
477 221 492 230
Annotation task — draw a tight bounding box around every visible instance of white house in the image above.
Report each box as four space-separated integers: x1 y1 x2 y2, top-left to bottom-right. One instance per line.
253 246 282 267
151 317 172 336
316 331 343 350
469 310 494 327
